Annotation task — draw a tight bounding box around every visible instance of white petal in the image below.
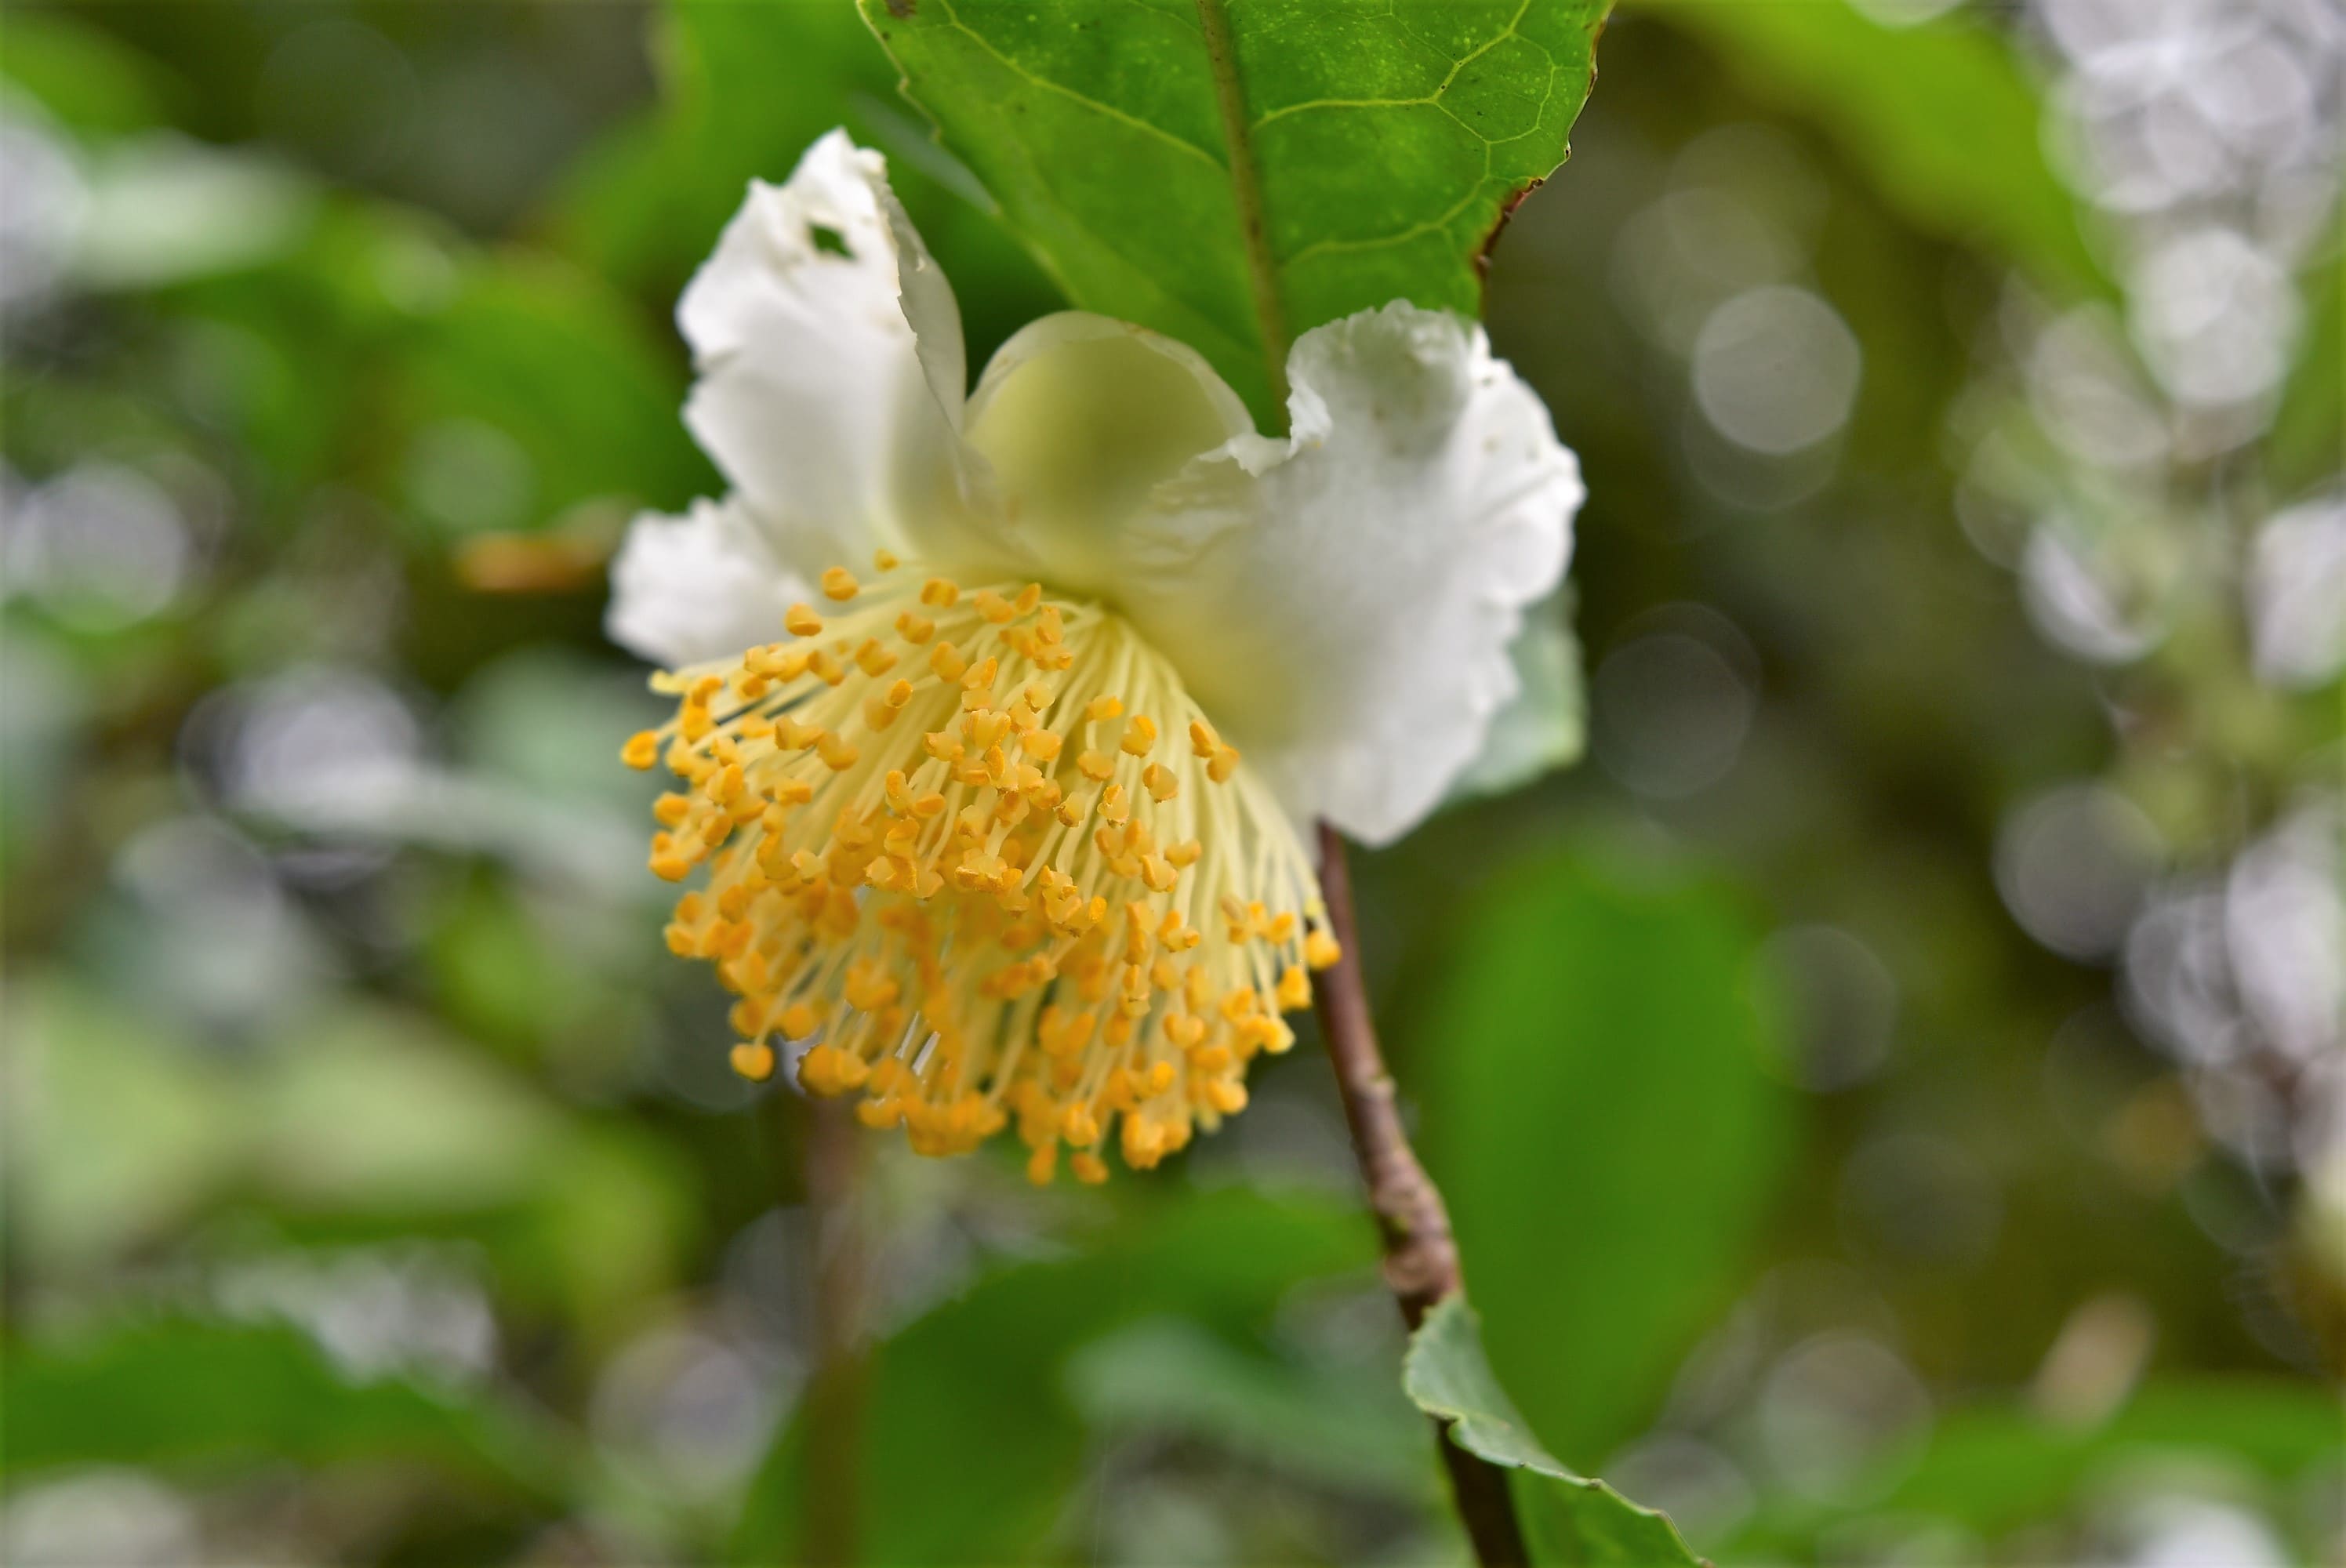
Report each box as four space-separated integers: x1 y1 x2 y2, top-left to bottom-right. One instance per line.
605 495 811 668
960 312 1256 592
678 130 971 574
1117 303 1583 846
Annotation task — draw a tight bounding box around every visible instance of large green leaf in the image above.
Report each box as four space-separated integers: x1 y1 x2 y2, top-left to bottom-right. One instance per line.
1632 0 2111 300
730 1187 1374 1564
860 0 1614 423
1404 1295 1704 1567
1414 843 1792 1465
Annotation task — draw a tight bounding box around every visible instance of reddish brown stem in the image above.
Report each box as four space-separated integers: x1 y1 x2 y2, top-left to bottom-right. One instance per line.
1312 823 1530 1568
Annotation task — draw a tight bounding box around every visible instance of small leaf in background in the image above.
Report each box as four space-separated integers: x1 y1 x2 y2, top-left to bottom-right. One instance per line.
0 1318 574 1503
731 1188 1374 1566
551 0 1061 365
390 252 712 538
1066 1316 1433 1498
2270 226 2342 495
1451 599 1587 803
1416 842 1793 1465
1730 1376 2346 1559
0 9 169 136
860 0 1613 423
1404 1294 1704 1568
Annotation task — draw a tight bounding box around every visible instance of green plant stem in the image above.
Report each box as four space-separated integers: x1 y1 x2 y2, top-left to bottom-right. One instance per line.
1310 824 1531 1568
800 1098 869 1567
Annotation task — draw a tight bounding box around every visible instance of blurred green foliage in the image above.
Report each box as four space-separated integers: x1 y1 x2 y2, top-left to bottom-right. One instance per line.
2 2 2337 1566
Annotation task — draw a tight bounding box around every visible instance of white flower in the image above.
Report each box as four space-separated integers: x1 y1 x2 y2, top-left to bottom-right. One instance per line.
610 131 1582 1181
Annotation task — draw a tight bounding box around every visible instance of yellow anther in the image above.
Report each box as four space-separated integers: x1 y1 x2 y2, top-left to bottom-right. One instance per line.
622 730 661 769
821 566 860 601
730 1042 776 1082
1071 1152 1109 1185
1208 745 1240 783
1026 1142 1059 1185
786 603 823 637
873 549 899 572
627 582 1326 1178
921 577 960 607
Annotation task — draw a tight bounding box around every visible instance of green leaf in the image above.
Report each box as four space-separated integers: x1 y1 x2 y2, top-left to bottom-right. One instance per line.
1727 1377 2346 1559
3 980 249 1274
1066 1316 1433 1496
1630 0 2112 300
2271 232 2343 496
859 0 1614 423
390 250 712 534
1451 596 1585 800
1415 844 1792 1467
731 1187 1374 1564
549 0 1062 365
1404 1295 1704 1567
0 10 171 136
0 1318 574 1501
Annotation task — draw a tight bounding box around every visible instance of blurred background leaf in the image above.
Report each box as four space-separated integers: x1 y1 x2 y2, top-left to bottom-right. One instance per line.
1415 840 1793 1468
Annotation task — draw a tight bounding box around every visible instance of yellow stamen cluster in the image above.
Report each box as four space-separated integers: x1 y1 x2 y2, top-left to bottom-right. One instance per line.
623 557 1340 1182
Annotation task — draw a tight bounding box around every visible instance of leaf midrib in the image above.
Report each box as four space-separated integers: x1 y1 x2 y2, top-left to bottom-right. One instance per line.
1192 0 1291 419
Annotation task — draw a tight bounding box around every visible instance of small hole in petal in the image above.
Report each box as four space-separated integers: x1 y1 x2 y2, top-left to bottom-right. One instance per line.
809 223 852 258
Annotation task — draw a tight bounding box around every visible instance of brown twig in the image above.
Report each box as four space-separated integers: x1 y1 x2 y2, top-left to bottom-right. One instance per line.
799 1098 869 1567
1312 823 1530 1568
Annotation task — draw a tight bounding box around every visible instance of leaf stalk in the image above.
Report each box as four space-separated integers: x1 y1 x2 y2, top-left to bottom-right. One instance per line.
1310 824 1531 1567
